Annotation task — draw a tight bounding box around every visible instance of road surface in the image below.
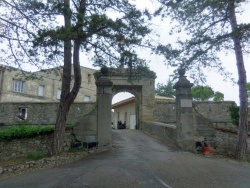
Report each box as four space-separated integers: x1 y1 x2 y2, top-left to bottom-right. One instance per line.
0 130 250 188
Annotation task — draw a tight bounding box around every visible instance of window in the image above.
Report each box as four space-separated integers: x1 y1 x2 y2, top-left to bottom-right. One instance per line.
124 112 127 123
84 95 91 102
18 108 27 120
117 112 120 121
57 89 61 99
13 80 24 93
38 85 45 96
87 74 91 84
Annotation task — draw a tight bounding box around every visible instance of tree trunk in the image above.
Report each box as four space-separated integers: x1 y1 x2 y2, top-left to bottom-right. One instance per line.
52 0 84 155
52 0 72 155
228 0 248 160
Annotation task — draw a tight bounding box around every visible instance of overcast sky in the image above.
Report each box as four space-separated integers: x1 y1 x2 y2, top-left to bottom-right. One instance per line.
111 0 250 105
4 0 248 105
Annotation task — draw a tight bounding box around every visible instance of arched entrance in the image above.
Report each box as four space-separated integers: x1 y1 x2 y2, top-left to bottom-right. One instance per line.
95 67 156 146
112 92 137 130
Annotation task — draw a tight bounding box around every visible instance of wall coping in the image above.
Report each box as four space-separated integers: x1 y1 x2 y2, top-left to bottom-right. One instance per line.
0 102 95 104
144 121 176 129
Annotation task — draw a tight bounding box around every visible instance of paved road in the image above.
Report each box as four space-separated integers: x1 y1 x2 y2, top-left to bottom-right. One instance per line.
1 130 250 188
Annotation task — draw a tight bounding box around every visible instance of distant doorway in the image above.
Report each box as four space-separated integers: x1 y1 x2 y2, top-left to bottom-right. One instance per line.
112 93 137 129
130 115 136 129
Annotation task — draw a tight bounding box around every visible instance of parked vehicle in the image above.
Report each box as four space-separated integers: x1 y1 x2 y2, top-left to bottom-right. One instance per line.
111 122 115 129
117 121 126 129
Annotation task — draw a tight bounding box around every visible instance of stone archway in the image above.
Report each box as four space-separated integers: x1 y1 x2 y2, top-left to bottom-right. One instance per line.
112 85 141 130
95 67 156 146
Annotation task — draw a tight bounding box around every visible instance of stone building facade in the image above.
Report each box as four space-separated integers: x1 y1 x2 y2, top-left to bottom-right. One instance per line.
0 65 97 103
0 102 96 126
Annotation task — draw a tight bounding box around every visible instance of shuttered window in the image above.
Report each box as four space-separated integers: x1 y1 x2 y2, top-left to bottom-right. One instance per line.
38 85 45 96
13 80 24 93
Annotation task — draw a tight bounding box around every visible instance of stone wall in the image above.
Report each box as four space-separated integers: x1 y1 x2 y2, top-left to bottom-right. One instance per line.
154 101 176 123
193 101 235 123
153 101 238 139
0 102 96 126
0 128 74 160
153 101 236 125
214 129 250 157
142 121 177 144
152 100 250 157
1 100 249 159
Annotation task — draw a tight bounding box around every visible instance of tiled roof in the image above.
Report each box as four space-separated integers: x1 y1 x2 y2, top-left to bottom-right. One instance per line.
112 95 175 109
112 97 135 109
155 95 175 102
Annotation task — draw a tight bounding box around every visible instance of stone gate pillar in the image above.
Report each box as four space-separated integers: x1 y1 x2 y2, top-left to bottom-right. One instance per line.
173 68 195 151
96 70 113 147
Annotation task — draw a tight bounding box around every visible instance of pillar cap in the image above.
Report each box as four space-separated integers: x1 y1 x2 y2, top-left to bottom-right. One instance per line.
96 77 113 87
178 68 186 77
100 66 109 76
173 76 193 89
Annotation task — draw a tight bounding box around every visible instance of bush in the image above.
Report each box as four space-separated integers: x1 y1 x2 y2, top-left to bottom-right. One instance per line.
229 105 240 126
0 125 54 141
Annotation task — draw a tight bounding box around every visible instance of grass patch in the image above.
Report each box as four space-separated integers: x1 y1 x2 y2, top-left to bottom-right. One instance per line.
26 151 46 161
68 147 87 153
0 151 45 167
0 157 30 167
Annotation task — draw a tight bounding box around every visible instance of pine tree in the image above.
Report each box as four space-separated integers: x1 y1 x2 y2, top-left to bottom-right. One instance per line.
0 0 152 154
157 0 249 159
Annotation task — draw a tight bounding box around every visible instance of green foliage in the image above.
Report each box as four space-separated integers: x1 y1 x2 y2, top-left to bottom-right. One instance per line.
155 79 175 98
229 105 240 126
156 0 249 83
157 0 249 160
192 85 214 101
26 151 46 161
0 0 152 71
0 0 153 155
213 91 224 101
191 85 224 101
0 125 54 141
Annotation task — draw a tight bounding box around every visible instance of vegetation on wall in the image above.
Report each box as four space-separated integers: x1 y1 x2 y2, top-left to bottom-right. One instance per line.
0 125 54 141
229 104 240 126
